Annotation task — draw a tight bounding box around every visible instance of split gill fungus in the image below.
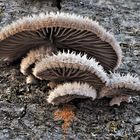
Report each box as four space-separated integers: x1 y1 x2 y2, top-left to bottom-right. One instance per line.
33 51 109 90
1 12 140 106
47 82 97 105
99 73 140 106
0 12 122 71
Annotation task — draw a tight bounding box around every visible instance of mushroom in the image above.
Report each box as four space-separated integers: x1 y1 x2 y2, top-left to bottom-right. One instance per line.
20 45 54 76
47 82 97 105
20 45 56 83
99 73 140 106
0 12 122 72
33 51 109 90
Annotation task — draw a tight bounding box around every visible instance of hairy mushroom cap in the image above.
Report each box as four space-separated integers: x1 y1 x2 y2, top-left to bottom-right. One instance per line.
20 45 55 76
47 82 97 105
33 51 109 89
0 12 122 71
99 73 140 98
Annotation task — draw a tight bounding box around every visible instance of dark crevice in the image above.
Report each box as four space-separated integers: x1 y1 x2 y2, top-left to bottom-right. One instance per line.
19 105 27 119
56 0 62 10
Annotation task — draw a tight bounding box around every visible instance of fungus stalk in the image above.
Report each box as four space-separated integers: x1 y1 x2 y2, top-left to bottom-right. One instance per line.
109 95 132 106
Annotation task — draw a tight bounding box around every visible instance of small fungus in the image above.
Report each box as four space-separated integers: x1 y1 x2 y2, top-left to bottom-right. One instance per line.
47 82 97 105
20 45 56 83
33 51 109 89
99 73 140 106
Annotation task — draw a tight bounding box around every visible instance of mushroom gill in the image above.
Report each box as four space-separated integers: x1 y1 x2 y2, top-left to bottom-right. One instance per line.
99 73 140 106
47 82 97 105
0 12 122 71
33 51 109 90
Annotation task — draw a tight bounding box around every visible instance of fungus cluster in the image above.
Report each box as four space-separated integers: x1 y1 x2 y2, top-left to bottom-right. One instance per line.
0 12 140 106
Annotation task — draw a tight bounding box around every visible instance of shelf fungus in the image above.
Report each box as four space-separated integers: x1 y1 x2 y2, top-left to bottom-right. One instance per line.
33 51 109 90
47 82 97 105
20 45 56 83
0 12 122 71
99 73 140 106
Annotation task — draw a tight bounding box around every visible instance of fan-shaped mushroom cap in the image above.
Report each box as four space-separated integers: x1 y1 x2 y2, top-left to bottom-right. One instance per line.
0 12 122 71
99 73 140 98
20 45 55 76
33 51 109 89
47 82 97 105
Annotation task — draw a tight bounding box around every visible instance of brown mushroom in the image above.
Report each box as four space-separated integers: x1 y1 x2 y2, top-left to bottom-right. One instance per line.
47 82 97 105
99 73 140 106
0 12 122 71
33 51 109 90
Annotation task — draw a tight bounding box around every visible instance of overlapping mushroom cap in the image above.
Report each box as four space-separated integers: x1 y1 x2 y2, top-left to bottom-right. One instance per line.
0 12 122 71
99 73 140 106
33 51 109 90
47 82 97 105
3 12 138 106
20 45 55 76
100 73 140 98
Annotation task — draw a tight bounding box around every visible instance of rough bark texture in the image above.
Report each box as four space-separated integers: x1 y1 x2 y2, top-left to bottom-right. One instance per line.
0 0 140 139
